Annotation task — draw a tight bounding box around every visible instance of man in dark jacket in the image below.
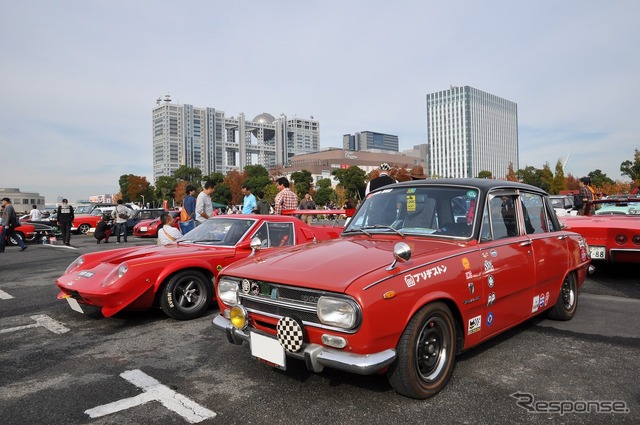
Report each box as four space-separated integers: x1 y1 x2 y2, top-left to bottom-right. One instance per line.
1 197 28 252
56 198 75 246
94 214 112 244
365 163 396 195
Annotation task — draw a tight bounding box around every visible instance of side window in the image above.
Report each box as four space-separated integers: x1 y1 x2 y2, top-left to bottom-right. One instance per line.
520 193 551 234
489 194 519 239
253 222 295 247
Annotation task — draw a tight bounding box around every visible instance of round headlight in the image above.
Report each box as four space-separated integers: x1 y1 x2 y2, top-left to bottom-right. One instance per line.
317 297 358 329
217 278 239 306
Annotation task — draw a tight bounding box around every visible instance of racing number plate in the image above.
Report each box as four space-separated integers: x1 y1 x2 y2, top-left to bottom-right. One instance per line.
250 331 286 370
589 246 606 260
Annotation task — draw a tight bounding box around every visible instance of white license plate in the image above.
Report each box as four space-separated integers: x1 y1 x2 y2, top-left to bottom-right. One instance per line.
250 332 286 369
65 297 85 314
140 226 148 232
589 246 606 259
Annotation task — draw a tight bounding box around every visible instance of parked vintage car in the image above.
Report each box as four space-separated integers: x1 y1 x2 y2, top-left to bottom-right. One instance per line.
4 223 37 245
560 197 640 263
549 195 577 216
55 215 344 320
125 208 167 234
213 179 592 399
71 210 104 235
133 211 181 237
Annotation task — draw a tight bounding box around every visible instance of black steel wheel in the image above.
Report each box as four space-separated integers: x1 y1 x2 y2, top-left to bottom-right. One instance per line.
160 270 212 320
547 273 578 321
387 302 457 399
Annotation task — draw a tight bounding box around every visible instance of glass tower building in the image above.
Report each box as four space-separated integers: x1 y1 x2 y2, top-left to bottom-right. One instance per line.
426 86 518 179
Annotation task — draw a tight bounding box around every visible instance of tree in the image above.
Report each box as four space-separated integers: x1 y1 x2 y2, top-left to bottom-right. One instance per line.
222 170 245 205
202 172 225 187
126 175 152 205
477 170 492 179
156 176 178 204
620 148 640 183
506 163 518 182
118 174 135 202
331 166 367 201
173 166 203 187
243 165 271 195
550 160 565 195
212 183 232 206
587 169 614 188
290 170 314 199
314 178 336 206
539 162 554 194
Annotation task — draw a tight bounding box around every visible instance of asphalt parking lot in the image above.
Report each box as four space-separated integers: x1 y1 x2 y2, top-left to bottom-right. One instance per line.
1 235 639 424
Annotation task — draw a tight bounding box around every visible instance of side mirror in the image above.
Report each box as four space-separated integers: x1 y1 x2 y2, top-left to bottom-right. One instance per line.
249 236 262 256
386 242 412 271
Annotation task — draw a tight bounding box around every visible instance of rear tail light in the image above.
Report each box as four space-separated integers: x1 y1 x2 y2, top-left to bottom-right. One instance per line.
632 235 640 245
615 234 627 245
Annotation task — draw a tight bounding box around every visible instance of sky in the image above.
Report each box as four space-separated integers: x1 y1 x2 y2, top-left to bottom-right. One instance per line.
1 0 638 203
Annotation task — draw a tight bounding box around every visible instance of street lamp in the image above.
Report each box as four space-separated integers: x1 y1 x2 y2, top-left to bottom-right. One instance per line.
141 195 145 208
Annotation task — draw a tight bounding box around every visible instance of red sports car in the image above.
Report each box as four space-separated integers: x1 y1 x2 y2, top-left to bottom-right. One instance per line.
560 197 640 263
56 215 344 320
213 179 591 399
133 211 181 237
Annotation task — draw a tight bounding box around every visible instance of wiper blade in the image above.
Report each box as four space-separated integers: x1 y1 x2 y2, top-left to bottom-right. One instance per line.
343 227 372 236
359 225 405 237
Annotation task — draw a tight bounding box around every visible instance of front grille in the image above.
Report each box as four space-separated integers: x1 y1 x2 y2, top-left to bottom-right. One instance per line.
242 298 321 325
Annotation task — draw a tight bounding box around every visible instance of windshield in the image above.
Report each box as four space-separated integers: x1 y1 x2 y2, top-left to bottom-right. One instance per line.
179 217 256 245
344 186 478 238
592 200 640 216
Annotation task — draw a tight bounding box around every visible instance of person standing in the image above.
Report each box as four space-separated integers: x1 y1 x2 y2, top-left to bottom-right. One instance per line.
274 177 298 215
298 193 316 224
94 214 112 244
29 205 42 221
365 163 396 195
578 177 594 215
1 197 28 252
241 184 257 214
254 190 271 214
195 180 216 226
57 198 75 246
181 185 197 233
111 199 131 243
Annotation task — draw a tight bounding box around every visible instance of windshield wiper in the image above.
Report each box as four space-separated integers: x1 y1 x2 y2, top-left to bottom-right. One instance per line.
358 225 405 237
192 239 223 243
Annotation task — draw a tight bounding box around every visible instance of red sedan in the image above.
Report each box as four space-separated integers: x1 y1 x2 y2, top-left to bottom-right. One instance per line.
213 179 591 399
56 215 344 320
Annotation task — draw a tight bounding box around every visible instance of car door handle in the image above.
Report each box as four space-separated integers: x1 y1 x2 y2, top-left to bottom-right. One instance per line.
519 240 532 246
557 235 568 240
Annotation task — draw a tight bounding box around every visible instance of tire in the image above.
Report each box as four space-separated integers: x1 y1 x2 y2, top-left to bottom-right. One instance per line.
160 271 212 320
387 302 457 399
7 232 25 246
547 273 578 321
77 224 91 234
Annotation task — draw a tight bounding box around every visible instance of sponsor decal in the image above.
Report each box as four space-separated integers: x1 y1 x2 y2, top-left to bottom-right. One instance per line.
466 190 478 199
465 271 473 279
216 265 222 271
532 295 540 313
539 294 545 308
546 292 550 304
403 264 448 288
468 315 481 334
487 312 494 327
487 292 496 306
490 249 498 258
463 296 481 305
468 282 475 295
484 260 494 272
462 257 470 269
488 275 495 288
482 251 489 258
406 195 416 212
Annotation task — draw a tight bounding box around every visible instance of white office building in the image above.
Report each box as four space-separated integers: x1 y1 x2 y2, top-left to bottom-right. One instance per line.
426 86 518 179
152 95 320 182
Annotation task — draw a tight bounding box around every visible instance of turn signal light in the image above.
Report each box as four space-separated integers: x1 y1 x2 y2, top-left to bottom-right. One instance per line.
230 305 248 330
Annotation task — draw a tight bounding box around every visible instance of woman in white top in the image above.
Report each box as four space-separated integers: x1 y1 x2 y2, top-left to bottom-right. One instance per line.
157 213 183 246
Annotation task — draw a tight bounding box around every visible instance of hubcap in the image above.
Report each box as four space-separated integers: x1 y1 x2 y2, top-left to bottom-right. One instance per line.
561 277 575 310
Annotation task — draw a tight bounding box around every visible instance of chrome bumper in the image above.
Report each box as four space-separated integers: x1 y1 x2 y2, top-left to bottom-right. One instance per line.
212 315 396 375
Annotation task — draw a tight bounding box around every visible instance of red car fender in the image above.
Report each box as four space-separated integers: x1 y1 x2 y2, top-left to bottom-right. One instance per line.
151 255 225 294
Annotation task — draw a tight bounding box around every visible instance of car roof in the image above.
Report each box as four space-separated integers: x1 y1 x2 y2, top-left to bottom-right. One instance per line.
380 178 548 195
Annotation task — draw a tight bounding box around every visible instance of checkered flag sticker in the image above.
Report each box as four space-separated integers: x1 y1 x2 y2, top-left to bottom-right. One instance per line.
276 316 305 353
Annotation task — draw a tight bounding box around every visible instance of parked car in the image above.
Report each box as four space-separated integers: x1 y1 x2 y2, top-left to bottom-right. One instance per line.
213 179 592 399
560 197 640 263
549 195 577 216
133 211 181 237
55 215 345 320
125 208 166 234
71 210 104 235
4 223 36 245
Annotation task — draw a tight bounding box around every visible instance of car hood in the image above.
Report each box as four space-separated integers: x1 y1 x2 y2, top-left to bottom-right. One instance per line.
561 215 640 229
91 242 235 265
222 236 468 293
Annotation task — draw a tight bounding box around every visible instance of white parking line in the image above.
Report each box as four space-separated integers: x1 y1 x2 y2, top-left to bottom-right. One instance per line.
85 369 216 423
0 289 14 299
42 244 78 250
0 314 70 334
